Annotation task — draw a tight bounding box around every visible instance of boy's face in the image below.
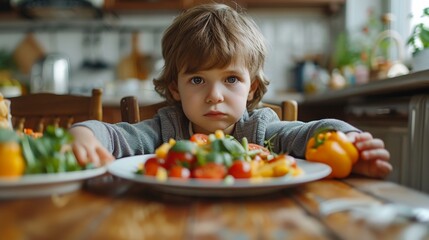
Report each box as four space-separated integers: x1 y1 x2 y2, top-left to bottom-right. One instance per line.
170 58 256 135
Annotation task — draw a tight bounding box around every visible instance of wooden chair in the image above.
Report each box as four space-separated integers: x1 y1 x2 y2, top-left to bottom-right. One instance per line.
9 88 103 132
259 101 298 122
120 96 297 124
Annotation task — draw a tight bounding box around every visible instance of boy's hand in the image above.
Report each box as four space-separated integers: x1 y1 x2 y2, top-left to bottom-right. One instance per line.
69 126 115 167
346 132 392 178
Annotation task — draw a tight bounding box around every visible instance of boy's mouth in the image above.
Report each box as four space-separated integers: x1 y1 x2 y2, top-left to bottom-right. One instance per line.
204 111 226 117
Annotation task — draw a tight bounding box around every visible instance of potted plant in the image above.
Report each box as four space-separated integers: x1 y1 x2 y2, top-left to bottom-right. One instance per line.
0 49 22 97
407 7 429 72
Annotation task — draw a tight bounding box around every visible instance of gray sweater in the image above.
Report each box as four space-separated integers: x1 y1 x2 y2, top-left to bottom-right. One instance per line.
73 106 360 159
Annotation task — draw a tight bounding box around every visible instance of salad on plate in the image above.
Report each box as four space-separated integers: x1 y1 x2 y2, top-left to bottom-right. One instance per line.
136 130 303 182
0 126 105 199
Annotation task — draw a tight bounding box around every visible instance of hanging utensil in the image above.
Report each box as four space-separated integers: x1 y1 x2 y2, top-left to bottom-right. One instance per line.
13 33 45 75
116 32 150 81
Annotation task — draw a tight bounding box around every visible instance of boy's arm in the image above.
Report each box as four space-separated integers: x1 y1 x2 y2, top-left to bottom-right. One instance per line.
267 119 360 158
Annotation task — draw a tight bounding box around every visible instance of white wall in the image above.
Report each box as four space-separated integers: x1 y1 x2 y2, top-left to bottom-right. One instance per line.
345 0 383 36
250 8 337 97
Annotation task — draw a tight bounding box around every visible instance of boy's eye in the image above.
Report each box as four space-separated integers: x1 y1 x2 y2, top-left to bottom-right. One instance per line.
190 77 204 84
225 76 238 84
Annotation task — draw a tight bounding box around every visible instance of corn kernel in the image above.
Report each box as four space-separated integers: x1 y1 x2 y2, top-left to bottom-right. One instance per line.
273 164 289 177
215 129 225 139
156 167 167 182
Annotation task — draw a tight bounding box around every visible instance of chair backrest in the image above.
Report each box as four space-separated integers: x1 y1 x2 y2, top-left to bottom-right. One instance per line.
120 96 168 124
120 96 298 123
259 101 298 121
281 100 298 121
9 88 103 132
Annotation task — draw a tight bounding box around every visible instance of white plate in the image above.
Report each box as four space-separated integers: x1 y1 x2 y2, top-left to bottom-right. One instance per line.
107 154 331 197
0 167 107 199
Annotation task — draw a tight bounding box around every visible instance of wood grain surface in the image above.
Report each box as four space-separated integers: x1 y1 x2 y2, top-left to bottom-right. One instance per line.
1 177 428 240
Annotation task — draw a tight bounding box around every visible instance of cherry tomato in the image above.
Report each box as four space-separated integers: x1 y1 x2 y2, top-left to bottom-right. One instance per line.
168 165 191 179
144 157 161 176
164 151 196 170
190 133 209 145
248 143 271 159
228 160 252 179
192 163 227 179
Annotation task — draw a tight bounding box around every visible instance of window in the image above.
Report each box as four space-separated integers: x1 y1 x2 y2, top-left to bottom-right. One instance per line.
410 0 429 29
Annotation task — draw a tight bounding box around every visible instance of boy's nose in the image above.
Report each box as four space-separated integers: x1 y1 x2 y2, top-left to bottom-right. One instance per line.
205 84 224 103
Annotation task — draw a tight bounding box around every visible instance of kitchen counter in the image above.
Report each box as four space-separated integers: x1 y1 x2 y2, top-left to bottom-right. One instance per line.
306 70 429 105
265 70 429 106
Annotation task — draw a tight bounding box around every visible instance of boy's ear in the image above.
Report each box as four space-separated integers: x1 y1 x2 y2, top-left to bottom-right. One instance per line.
169 82 181 101
247 80 258 100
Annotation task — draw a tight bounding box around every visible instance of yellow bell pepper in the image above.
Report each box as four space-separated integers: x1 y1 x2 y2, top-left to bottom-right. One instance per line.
305 129 358 179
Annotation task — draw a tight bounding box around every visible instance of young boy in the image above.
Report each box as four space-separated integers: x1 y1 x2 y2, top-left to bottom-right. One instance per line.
70 3 391 178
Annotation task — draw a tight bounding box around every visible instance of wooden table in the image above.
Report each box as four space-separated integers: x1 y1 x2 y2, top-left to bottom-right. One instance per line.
1 176 429 240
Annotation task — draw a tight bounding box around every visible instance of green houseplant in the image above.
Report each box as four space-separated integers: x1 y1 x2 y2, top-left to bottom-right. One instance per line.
0 49 21 97
407 7 429 71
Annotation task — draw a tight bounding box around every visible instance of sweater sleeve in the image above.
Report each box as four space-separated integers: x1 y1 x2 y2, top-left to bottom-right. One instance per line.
72 117 163 159
266 119 361 159
71 106 190 159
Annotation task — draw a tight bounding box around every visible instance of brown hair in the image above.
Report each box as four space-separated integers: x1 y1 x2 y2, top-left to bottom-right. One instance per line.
153 3 269 111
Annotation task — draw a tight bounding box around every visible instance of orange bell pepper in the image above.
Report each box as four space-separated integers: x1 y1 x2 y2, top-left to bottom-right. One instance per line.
305 129 358 179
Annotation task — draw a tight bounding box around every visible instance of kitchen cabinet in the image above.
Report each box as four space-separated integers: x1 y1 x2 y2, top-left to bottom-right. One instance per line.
344 97 410 187
345 95 429 194
0 1 17 19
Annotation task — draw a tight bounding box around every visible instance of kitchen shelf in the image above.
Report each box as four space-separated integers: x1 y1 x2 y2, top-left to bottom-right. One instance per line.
303 70 429 105
104 0 345 14
0 18 167 33
104 0 186 11
0 0 345 23
245 0 344 6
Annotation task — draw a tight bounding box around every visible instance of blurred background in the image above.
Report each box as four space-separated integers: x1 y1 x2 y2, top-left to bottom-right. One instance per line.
0 0 426 101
